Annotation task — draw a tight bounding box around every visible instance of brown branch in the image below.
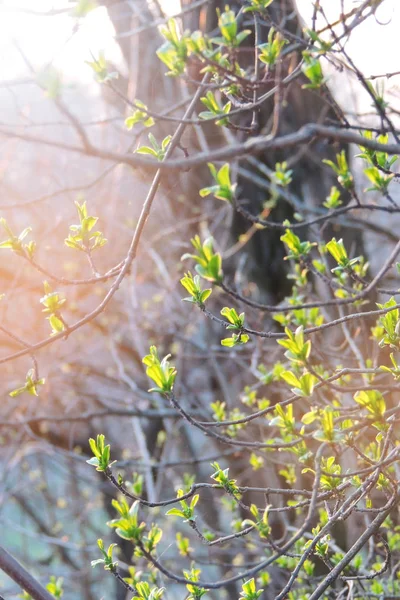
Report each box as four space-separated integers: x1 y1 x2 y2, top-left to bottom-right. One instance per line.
2 123 400 171
0 545 54 600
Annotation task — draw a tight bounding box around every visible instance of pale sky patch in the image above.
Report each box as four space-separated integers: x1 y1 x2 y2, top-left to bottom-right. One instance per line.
0 0 398 114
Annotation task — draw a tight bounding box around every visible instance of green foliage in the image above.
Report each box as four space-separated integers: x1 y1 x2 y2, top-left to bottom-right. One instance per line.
258 27 287 67
249 452 264 470
199 91 231 126
132 581 165 600
243 0 274 13
269 403 295 433
85 51 118 83
256 362 284 385
357 131 398 170
325 237 360 273
365 79 388 110
142 346 176 393
303 407 343 443
40 281 66 315
323 186 342 209
125 100 155 129
0 218 36 258
280 370 317 397
239 578 264 600
157 18 189 76
376 297 400 348
182 235 223 282
136 133 172 160
180 272 212 306
87 434 116 472
166 489 199 521
186 30 213 57
37 66 63 99
10 369 45 398
277 326 311 365
46 577 64 599
303 456 341 490
40 281 66 335
364 165 394 193
272 161 292 186
213 6 251 48
301 52 327 89
20 576 64 600
309 531 331 558
354 389 386 425
274 304 324 328
176 532 192 556
128 473 144 496
380 352 400 379
70 0 97 18
323 150 353 190
91 539 118 571
184 566 206 600
138 524 163 555
107 499 146 541
281 229 316 260
279 464 296 485
242 504 271 538
200 163 236 203
210 462 240 497
210 399 226 421
220 306 250 346
121 566 143 590
65 201 107 252
305 29 332 54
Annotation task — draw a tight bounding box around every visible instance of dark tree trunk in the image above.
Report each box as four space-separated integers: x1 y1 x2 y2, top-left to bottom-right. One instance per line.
191 0 365 303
